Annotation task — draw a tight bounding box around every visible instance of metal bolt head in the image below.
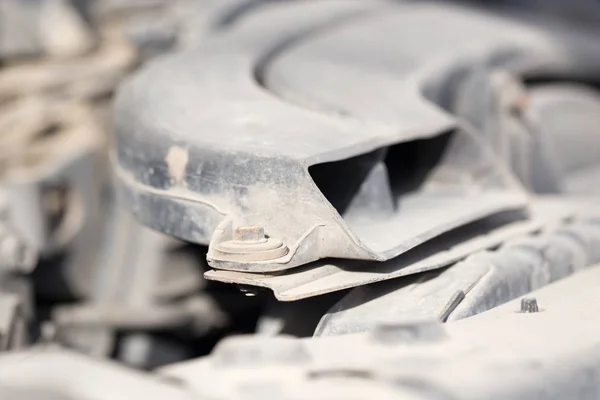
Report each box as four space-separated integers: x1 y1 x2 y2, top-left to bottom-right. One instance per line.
234 226 265 243
520 297 539 313
214 225 288 262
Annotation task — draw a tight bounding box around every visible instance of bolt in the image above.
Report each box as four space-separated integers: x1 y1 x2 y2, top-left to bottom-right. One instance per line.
234 226 266 243
213 225 289 262
520 297 539 313
371 319 446 345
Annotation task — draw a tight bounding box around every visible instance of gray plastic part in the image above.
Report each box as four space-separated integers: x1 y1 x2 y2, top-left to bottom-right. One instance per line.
156 264 600 399
315 209 600 336
114 0 600 273
204 198 584 300
121 1 600 272
456 76 600 195
526 84 600 194
453 70 565 194
3 265 600 398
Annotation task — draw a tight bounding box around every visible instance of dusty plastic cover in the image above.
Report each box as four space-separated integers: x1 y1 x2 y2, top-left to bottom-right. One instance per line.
113 0 600 272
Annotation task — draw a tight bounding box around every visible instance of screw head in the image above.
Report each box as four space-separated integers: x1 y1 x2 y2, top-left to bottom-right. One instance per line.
213 225 289 262
520 297 539 313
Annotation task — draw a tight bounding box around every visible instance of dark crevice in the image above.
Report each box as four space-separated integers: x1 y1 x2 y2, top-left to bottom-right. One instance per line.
385 133 452 196
525 77 600 91
308 132 452 219
308 148 385 216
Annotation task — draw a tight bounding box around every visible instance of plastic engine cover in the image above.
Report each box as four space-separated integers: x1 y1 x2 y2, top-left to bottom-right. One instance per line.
113 0 600 273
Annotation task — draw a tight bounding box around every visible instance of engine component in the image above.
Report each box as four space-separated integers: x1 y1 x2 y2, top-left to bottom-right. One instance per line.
453 71 600 195
113 0 600 280
315 208 600 335
2 1 600 397
204 198 583 300
114 0 530 273
156 264 600 399
3 262 600 399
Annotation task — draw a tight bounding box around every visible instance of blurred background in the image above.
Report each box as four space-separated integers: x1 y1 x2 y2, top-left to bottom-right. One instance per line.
0 0 277 369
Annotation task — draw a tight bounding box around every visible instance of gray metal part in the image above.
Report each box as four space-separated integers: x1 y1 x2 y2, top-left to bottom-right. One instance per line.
115 0 555 272
155 264 600 399
204 198 584 300
315 209 600 336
